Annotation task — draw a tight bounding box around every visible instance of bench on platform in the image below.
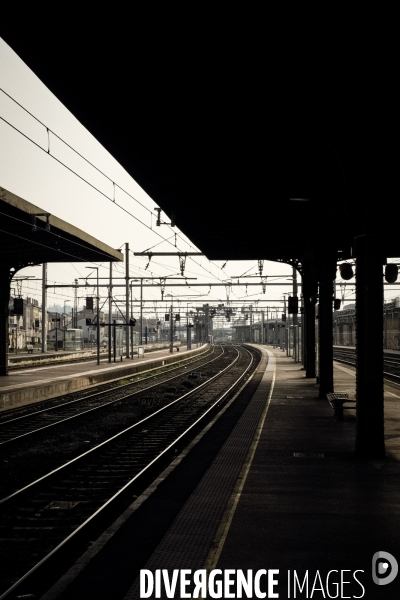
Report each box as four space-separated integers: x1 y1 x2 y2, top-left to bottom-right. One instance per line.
26 344 34 354
327 392 356 420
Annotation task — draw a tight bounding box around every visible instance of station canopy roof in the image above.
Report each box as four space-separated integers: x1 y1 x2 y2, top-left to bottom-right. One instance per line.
1 27 397 264
0 187 123 270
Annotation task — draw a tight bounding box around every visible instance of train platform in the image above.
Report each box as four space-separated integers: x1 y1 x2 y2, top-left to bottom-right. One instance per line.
0 343 205 411
40 344 400 600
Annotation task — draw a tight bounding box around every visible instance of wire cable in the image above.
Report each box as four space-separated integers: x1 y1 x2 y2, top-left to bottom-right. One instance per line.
1 88 236 286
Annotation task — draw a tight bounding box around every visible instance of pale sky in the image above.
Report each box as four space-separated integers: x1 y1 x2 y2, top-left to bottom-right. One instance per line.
0 37 398 318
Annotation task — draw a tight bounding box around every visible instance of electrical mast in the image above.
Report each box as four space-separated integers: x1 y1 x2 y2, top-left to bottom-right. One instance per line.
73 278 78 328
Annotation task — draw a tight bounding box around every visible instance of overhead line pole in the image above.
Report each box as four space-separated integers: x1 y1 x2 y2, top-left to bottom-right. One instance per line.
140 279 143 345
41 263 47 353
108 262 112 363
96 269 100 365
125 243 130 358
130 280 134 358
85 266 100 363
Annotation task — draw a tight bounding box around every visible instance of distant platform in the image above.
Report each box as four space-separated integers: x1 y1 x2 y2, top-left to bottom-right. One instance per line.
0 343 207 411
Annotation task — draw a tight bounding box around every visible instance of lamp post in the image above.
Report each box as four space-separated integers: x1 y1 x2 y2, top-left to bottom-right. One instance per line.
63 300 70 351
186 303 192 350
55 312 59 352
130 280 134 359
85 267 100 365
283 293 289 355
166 294 174 353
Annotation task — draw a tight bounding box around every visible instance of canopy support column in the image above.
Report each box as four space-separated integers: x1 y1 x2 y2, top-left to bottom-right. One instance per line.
302 263 317 378
0 264 12 376
355 234 385 458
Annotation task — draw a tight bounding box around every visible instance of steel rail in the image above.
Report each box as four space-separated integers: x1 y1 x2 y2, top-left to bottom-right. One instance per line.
0 346 216 445
0 345 256 600
0 346 240 507
333 347 400 382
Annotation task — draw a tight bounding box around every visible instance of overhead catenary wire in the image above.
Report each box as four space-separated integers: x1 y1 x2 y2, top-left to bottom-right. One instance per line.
1 89 232 287
0 88 154 216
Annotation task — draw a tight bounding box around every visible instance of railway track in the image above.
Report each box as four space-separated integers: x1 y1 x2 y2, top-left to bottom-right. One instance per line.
0 345 217 446
0 343 261 599
333 346 400 381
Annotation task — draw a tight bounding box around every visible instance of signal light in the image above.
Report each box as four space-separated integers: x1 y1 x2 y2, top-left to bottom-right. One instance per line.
86 318 92 325
165 314 170 321
339 263 354 280
288 296 298 314
129 318 137 326
385 263 398 283
86 297 94 310
13 298 24 315
333 299 341 310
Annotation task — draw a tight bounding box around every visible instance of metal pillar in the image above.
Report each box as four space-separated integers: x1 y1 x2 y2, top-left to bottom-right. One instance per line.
302 267 317 378
0 265 11 376
187 308 192 350
169 304 173 353
140 279 143 345
261 311 265 344
317 258 336 398
130 281 134 359
41 263 47 353
96 269 100 365
292 266 298 362
355 234 385 458
108 262 112 363
113 319 116 362
55 314 58 351
125 243 130 358
284 296 289 356
300 288 305 368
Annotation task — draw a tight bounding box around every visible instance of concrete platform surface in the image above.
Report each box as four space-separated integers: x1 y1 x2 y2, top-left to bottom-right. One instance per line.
123 346 400 599
39 345 400 600
0 344 206 410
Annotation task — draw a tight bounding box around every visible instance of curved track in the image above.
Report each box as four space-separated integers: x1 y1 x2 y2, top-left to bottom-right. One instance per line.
0 346 218 445
0 344 261 599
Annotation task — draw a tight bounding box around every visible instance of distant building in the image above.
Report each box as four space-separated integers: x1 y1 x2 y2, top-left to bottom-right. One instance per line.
76 308 105 343
8 296 42 350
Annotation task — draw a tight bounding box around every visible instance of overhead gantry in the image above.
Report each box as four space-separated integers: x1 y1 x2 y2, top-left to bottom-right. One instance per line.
0 32 396 458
